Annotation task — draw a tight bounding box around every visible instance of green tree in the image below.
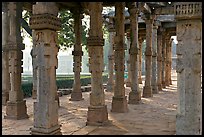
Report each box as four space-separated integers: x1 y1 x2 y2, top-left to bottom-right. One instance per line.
58 9 88 50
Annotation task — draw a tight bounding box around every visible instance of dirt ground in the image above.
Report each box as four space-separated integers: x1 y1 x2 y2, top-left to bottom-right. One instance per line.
2 72 178 135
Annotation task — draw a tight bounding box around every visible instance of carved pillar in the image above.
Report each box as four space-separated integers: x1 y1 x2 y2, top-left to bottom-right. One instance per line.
111 2 128 112
165 34 171 86
29 2 61 135
169 38 173 85
142 14 154 98
31 30 37 99
4 2 28 120
127 2 141 104
125 31 131 87
106 18 115 92
151 22 158 94
86 2 109 125
161 29 166 88
157 27 163 91
175 2 202 135
70 10 84 101
2 2 10 105
138 37 144 84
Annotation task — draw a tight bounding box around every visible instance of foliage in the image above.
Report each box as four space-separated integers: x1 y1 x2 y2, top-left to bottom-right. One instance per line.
22 74 108 97
58 10 88 51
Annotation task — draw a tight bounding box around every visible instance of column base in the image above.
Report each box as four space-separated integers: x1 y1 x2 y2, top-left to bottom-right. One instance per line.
111 96 128 113
4 100 29 120
157 84 162 91
2 92 9 105
70 92 84 101
152 85 159 94
176 114 201 135
86 105 109 126
128 91 142 104
30 124 62 135
32 89 37 99
142 86 153 98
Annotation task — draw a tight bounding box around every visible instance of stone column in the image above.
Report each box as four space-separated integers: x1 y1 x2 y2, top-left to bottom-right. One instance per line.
169 38 173 85
106 19 115 92
31 30 37 99
165 34 171 86
111 2 128 112
175 2 202 135
127 2 141 104
4 2 28 120
151 22 158 94
70 10 84 101
86 2 109 125
161 29 166 88
138 37 144 84
2 2 10 105
142 14 154 98
125 31 131 87
29 2 61 135
157 27 163 91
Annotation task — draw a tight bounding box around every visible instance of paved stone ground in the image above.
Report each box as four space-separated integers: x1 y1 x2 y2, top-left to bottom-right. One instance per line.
2 72 178 135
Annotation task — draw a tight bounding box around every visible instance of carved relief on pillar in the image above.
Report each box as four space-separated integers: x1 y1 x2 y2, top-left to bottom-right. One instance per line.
29 2 61 134
30 14 61 31
87 36 104 47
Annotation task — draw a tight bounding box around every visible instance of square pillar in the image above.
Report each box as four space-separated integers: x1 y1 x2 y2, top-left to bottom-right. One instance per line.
29 2 61 135
4 2 28 120
174 2 202 135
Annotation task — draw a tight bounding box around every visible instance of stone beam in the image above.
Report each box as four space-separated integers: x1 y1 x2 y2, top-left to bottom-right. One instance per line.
155 5 174 15
162 22 176 28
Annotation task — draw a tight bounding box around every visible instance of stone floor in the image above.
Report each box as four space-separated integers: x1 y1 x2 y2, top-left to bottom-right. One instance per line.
2 72 178 135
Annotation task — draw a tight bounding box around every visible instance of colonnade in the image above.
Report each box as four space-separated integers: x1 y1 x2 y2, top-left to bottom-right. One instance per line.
2 2 202 135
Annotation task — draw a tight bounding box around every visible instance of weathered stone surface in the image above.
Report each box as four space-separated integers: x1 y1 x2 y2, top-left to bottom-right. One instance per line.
175 3 202 134
70 10 83 101
87 105 109 126
142 14 154 98
86 2 108 125
111 96 128 113
4 2 28 120
29 2 61 135
111 2 128 113
5 100 28 120
151 24 158 94
157 28 163 91
106 31 115 92
2 5 10 105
